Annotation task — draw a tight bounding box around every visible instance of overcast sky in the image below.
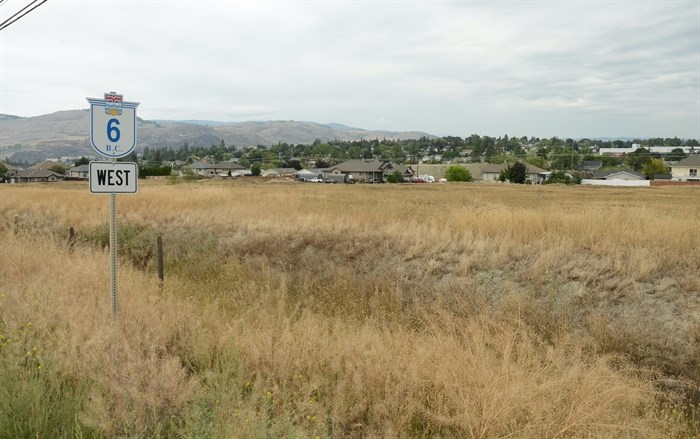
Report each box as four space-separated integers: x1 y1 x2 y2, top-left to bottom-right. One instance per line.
1 0 698 139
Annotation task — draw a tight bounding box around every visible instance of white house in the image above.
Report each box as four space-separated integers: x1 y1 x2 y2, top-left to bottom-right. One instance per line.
68 164 90 179
671 155 700 181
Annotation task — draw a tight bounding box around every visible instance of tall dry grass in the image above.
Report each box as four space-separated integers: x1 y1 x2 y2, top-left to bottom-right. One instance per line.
0 180 698 437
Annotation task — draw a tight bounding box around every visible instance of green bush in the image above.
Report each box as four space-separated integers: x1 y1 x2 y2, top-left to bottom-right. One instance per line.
386 171 404 183
444 165 472 182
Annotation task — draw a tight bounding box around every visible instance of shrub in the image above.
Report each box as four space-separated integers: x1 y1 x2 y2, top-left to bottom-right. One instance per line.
545 171 573 185
445 165 472 182
386 171 404 183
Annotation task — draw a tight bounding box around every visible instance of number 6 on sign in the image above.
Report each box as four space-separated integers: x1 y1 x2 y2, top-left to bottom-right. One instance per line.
107 118 121 142
87 92 139 159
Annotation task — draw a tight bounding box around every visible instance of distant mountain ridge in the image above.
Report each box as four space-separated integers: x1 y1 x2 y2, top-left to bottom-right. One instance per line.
0 110 434 163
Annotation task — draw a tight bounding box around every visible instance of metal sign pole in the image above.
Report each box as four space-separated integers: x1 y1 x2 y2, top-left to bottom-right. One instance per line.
87 92 139 319
110 160 118 319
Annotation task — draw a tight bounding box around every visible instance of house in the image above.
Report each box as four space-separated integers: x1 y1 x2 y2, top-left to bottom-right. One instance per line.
391 165 416 181
593 169 645 180
5 169 65 183
191 161 246 177
324 160 413 183
671 155 700 181
481 162 547 183
68 164 90 179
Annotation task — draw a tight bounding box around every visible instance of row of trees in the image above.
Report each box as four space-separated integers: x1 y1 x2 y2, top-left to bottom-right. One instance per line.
4 133 692 180
133 135 697 173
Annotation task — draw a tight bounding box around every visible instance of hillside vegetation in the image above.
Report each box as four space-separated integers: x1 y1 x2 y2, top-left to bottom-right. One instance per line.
0 180 698 438
0 110 431 162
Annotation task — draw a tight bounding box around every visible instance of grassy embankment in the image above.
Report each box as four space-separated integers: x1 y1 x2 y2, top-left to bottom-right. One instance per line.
0 180 698 438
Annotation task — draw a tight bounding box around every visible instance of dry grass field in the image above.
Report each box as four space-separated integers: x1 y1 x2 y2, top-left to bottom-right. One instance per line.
1 179 699 438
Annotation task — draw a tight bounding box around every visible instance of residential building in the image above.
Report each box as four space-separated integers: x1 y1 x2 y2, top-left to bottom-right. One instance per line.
481 162 547 183
68 164 90 179
671 155 700 181
592 169 645 180
324 160 413 183
5 169 65 183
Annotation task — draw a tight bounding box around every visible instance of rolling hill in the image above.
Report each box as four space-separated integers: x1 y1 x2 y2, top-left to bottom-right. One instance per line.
0 110 433 163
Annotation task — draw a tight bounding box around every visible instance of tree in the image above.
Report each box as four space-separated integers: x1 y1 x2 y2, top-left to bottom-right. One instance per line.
50 163 67 175
525 156 548 170
642 158 668 179
391 144 405 161
314 159 331 169
667 148 687 162
251 163 261 176
509 162 527 184
444 165 472 182
500 162 527 183
284 159 303 170
0 161 7 181
74 156 89 166
483 137 498 162
625 147 651 171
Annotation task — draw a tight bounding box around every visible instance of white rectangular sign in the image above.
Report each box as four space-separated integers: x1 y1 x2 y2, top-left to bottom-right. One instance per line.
89 161 138 194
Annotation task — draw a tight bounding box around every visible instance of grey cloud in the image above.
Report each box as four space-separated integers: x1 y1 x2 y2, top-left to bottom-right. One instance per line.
0 1 697 138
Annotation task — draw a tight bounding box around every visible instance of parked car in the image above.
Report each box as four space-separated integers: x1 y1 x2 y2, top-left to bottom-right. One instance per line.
308 177 323 183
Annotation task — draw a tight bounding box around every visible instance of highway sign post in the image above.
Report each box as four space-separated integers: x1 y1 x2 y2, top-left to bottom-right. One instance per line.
87 92 140 319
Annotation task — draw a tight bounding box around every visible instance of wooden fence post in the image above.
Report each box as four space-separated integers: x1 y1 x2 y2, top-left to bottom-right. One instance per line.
157 235 164 285
68 226 75 252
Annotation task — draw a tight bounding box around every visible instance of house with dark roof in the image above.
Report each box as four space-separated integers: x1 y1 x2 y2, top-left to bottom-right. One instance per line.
481 162 547 183
68 164 90 179
391 164 416 181
592 169 645 180
671 155 700 181
5 169 65 184
324 160 413 183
